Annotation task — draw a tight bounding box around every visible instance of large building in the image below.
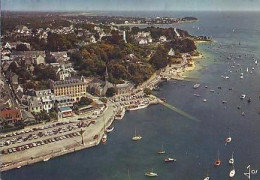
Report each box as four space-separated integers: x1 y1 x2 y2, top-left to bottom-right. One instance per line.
50 78 87 101
0 108 22 128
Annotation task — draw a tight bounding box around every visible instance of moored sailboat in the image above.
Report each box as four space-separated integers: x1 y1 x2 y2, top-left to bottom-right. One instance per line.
229 165 236 178
145 168 158 177
214 150 221 167
229 152 234 165
157 144 165 154
225 128 232 144
132 128 142 141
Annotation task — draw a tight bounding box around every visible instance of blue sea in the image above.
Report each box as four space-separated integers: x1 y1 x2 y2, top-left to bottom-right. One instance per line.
2 11 260 180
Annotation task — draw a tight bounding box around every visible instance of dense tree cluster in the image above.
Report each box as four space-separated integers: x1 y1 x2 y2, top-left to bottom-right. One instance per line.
149 46 170 70
166 38 197 53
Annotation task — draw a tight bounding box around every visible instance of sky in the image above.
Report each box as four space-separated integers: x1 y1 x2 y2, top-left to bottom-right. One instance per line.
2 0 260 12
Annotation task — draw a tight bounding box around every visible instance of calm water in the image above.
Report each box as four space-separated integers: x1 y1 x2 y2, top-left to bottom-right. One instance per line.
2 11 260 180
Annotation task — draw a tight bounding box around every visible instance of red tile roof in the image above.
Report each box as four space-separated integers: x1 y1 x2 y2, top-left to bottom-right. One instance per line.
0 108 22 121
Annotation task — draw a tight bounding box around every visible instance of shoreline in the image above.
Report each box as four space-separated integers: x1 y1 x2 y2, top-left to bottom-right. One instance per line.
1 45 207 173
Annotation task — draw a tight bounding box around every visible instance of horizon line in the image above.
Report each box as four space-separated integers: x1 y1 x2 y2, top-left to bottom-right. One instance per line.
2 9 260 13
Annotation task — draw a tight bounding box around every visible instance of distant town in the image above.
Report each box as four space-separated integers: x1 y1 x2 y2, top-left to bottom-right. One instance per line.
0 12 210 171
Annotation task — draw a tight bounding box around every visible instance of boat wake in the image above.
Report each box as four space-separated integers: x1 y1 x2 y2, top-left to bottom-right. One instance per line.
160 102 200 122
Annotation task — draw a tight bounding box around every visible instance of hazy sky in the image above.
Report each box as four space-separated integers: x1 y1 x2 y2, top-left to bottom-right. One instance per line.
2 0 260 11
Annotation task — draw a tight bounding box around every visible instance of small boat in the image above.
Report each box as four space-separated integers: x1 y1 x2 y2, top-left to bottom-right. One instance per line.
222 100 228 104
229 165 236 178
210 90 215 93
204 171 210 180
105 126 114 133
240 94 246 99
193 84 200 89
145 168 158 177
246 68 249 73
203 99 207 102
247 98 251 103
224 76 229 79
204 176 210 180
242 112 245 116
226 128 232 144
252 67 255 70
157 144 165 154
194 94 201 97
101 134 107 143
132 128 142 141
240 75 244 79
214 151 221 167
43 158 50 162
17 166 21 169
229 152 234 165
164 157 177 162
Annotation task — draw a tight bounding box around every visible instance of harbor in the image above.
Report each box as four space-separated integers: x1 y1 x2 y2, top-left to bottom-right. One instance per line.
2 11 260 180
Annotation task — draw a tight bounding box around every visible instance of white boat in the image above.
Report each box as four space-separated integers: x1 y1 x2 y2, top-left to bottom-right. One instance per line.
105 126 114 133
204 176 210 180
193 84 200 89
145 168 158 177
246 68 249 72
115 108 125 120
240 75 244 79
127 103 148 111
229 152 234 165
194 94 201 97
252 67 255 70
43 158 50 162
240 94 246 99
255 60 258 65
17 166 22 169
229 165 236 178
210 90 215 93
164 157 177 162
203 99 207 102
132 128 142 141
226 129 232 144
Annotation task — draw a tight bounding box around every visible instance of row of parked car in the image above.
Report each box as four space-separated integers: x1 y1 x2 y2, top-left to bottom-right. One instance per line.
2 122 79 147
2 132 81 154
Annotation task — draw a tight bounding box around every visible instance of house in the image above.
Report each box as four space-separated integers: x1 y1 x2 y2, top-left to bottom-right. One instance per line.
15 25 30 34
159 36 167 42
52 62 75 81
114 81 134 95
168 48 175 56
6 71 19 85
29 98 44 113
0 108 22 127
10 51 46 65
34 89 55 113
138 38 148 45
53 95 74 110
22 110 36 124
88 78 106 96
4 42 31 50
50 51 70 63
57 107 73 120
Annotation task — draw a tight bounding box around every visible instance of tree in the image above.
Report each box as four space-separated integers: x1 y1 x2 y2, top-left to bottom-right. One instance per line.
150 46 170 70
106 87 117 97
144 88 152 96
78 97 93 107
16 44 29 51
